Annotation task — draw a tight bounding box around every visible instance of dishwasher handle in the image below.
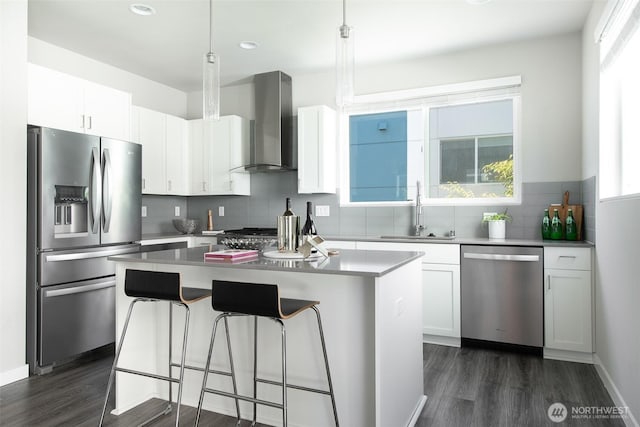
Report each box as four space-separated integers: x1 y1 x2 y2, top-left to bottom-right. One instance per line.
463 253 540 262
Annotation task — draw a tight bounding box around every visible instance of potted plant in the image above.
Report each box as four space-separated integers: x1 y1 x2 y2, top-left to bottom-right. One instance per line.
482 211 511 240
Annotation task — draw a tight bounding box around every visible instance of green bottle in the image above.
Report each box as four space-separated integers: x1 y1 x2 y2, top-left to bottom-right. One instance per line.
565 208 578 241
541 209 551 240
550 209 563 240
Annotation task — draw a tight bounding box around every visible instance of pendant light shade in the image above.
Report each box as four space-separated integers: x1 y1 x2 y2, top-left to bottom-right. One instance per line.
203 0 220 121
203 52 220 120
336 0 354 108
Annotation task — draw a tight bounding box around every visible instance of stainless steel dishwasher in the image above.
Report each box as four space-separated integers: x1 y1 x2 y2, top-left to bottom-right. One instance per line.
461 245 543 351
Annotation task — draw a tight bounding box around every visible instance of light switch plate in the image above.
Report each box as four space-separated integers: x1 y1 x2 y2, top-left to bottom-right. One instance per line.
218 206 225 217
141 206 147 217
316 205 330 217
174 206 180 217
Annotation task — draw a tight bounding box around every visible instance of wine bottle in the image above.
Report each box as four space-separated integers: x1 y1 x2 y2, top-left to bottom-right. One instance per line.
302 201 317 236
550 209 563 240
541 209 551 240
283 197 294 216
565 208 577 241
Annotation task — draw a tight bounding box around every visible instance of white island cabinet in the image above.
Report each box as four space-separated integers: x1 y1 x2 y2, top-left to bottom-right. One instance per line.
109 247 425 427
28 63 131 141
544 246 593 362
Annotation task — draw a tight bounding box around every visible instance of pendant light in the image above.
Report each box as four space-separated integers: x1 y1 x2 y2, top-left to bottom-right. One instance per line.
336 0 354 108
203 0 220 120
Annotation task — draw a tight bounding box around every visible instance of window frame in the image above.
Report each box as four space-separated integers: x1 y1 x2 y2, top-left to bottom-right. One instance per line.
338 77 522 207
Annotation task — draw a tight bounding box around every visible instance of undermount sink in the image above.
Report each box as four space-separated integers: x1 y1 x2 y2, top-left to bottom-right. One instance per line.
380 235 456 241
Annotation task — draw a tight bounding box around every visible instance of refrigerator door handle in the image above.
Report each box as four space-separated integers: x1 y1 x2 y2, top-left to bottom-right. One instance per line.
44 245 140 262
89 147 102 234
102 148 113 232
44 279 115 298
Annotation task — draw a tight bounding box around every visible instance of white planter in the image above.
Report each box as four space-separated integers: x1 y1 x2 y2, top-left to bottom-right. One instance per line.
488 220 506 239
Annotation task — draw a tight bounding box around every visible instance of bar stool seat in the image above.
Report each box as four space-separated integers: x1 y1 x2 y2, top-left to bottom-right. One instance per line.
99 269 211 427
195 280 339 427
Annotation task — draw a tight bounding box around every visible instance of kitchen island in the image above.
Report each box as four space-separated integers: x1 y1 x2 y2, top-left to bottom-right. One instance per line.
108 246 425 427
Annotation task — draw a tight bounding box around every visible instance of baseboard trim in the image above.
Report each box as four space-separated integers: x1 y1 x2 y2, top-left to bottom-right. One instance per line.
423 334 460 347
0 364 29 386
593 354 639 427
407 395 427 427
543 348 594 364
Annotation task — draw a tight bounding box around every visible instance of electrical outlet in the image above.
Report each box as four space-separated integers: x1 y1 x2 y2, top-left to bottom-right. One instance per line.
174 206 180 217
141 206 147 217
316 205 330 217
218 206 225 217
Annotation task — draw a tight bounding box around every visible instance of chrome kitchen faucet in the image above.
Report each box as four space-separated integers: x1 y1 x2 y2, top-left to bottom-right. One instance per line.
414 180 424 236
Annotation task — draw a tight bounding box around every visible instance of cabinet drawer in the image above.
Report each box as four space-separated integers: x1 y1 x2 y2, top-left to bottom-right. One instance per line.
356 241 460 265
545 247 591 270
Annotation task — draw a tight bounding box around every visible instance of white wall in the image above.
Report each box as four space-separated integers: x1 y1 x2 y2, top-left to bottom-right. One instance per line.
583 3 640 425
0 0 29 386
189 32 584 183
28 37 188 118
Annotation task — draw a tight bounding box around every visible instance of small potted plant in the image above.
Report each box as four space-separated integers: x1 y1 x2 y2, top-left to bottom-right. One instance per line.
482 210 511 240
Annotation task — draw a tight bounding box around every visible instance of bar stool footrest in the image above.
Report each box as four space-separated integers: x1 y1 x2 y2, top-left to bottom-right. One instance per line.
256 377 333 396
202 387 284 410
115 366 180 384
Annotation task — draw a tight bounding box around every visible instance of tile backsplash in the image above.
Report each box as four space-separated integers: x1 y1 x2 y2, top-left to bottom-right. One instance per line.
144 174 596 243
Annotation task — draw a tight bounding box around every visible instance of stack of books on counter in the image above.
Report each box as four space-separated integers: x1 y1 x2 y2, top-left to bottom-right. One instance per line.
204 249 259 262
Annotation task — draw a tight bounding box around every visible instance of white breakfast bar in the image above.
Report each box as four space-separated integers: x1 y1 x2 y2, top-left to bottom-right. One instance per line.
108 246 425 427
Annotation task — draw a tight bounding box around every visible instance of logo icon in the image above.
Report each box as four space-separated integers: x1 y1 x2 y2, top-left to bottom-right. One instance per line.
548 402 568 423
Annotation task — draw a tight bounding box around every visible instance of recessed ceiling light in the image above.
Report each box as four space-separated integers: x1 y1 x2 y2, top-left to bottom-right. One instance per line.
466 0 491 4
129 3 156 16
239 41 259 50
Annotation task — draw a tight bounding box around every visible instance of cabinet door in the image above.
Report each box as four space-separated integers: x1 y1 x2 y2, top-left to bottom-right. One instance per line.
422 263 460 338
298 105 337 194
188 119 207 195
545 269 592 352
209 117 233 193
28 64 83 132
83 80 131 141
165 115 187 194
137 107 166 194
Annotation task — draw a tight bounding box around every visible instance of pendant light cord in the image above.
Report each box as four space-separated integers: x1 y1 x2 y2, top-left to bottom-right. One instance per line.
340 0 350 38
209 0 214 53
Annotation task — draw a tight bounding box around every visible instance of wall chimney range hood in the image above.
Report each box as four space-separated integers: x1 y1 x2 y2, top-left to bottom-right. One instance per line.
245 71 296 172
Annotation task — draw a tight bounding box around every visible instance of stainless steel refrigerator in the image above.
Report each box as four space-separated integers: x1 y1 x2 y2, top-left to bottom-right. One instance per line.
26 126 142 374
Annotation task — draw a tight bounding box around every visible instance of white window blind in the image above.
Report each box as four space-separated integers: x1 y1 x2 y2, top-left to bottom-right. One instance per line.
598 0 640 199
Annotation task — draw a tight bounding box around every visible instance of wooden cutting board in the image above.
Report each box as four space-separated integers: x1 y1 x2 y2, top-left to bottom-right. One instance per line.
549 191 583 240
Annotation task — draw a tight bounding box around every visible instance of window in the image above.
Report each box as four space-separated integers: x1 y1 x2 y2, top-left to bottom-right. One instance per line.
598 0 640 199
339 77 521 205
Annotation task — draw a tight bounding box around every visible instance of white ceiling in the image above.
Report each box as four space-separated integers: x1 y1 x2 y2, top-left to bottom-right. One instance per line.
28 0 596 92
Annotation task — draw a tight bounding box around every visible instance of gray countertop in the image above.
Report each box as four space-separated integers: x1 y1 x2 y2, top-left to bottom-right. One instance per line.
110 246 424 278
140 232 594 248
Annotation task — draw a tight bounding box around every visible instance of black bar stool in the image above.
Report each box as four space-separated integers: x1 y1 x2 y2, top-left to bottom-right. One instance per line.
99 269 212 427
195 280 339 427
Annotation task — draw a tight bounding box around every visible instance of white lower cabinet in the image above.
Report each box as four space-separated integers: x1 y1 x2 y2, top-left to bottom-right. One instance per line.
544 247 593 359
354 241 461 345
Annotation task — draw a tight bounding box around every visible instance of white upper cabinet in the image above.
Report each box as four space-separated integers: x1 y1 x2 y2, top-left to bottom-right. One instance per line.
28 63 131 141
297 105 337 194
132 106 187 195
188 116 250 196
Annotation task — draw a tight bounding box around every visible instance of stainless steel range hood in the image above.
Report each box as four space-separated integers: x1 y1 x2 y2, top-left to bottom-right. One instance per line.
245 71 296 172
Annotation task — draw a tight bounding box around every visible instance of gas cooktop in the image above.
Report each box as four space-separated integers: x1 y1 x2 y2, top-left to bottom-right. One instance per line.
221 227 277 236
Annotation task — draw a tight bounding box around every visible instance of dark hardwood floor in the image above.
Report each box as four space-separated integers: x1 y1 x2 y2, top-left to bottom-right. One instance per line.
0 344 626 426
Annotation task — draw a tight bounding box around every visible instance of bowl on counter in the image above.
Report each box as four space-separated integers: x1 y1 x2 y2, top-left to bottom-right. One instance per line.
172 219 201 234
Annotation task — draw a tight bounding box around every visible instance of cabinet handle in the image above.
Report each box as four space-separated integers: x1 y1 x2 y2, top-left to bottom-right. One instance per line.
81 114 85 129
168 180 172 191
202 182 206 192
87 115 92 130
547 274 551 291
142 178 146 190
